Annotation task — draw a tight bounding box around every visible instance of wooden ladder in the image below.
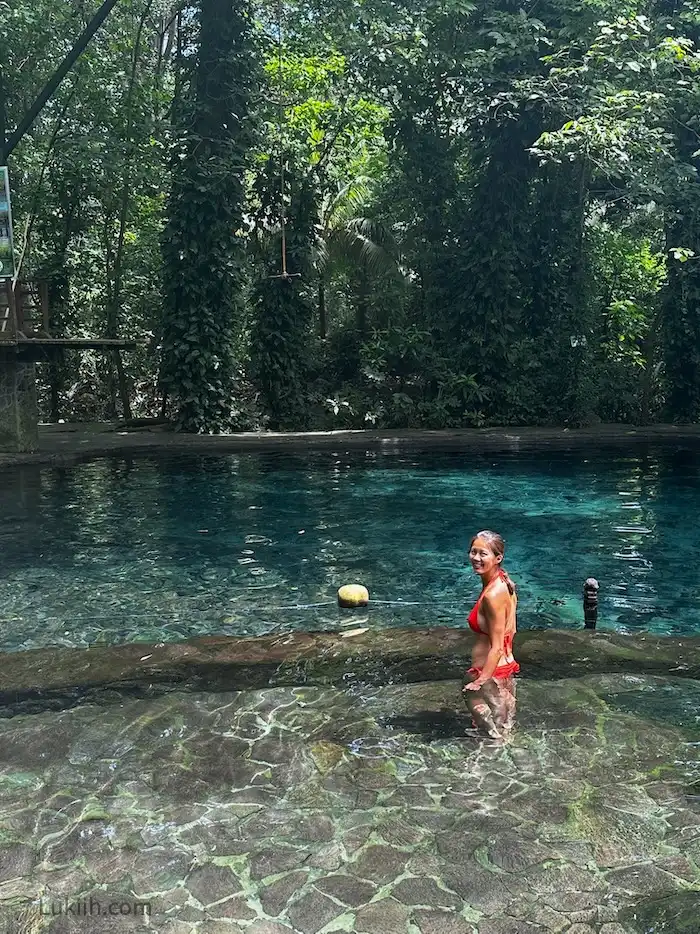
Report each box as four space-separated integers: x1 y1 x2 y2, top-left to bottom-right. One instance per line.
0 279 50 339
16 281 50 336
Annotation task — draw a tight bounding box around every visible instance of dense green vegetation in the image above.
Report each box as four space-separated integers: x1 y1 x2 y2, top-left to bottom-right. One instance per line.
2 0 700 429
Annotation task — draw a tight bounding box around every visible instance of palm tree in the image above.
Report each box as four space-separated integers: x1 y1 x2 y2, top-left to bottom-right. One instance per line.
313 176 404 339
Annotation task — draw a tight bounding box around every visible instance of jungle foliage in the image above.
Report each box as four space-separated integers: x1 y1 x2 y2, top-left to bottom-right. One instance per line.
3 0 700 429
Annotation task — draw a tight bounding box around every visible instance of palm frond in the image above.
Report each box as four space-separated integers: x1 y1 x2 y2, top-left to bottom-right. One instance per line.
327 220 403 280
315 174 409 283
323 176 374 230
346 217 400 258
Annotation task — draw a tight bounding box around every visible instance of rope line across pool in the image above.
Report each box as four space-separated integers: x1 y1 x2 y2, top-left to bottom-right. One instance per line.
0 599 467 625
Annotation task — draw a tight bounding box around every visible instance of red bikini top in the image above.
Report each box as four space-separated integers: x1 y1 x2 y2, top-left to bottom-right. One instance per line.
468 569 515 653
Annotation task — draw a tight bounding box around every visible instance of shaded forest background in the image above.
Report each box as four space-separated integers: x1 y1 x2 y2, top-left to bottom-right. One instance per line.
3 0 700 431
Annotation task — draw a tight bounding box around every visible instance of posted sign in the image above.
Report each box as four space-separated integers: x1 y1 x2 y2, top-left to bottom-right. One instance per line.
0 167 15 279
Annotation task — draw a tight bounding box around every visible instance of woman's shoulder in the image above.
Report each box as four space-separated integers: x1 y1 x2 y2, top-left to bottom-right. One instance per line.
482 578 511 604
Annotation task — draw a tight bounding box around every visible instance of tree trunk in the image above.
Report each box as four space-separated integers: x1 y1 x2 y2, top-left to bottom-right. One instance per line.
662 222 700 421
103 0 152 422
639 321 659 425
114 349 131 420
355 268 369 336
318 276 327 339
0 69 7 161
160 0 258 431
527 158 592 423
46 270 70 421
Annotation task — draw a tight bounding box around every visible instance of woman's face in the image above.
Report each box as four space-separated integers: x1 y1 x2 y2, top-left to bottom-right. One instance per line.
469 537 502 575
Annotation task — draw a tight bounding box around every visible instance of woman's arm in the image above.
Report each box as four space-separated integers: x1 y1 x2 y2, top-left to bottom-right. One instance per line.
463 592 506 690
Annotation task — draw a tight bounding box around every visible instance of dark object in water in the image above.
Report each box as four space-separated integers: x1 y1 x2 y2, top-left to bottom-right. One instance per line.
583 577 599 629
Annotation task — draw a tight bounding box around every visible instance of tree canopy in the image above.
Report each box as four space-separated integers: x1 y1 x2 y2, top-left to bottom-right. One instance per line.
3 0 700 429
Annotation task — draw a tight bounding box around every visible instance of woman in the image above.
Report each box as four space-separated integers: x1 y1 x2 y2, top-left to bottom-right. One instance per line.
462 530 519 738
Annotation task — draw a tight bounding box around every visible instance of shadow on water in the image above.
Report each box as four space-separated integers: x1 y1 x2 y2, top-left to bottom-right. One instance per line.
598 678 700 735
620 891 700 933
380 708 473 741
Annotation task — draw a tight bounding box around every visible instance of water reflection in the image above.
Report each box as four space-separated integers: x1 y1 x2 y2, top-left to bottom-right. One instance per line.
462 675 517 740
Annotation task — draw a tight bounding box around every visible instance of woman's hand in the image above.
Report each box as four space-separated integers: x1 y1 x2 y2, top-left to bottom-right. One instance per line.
463 679 485 692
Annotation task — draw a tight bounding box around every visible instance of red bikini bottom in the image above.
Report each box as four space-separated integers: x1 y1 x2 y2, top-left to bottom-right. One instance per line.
467 660 520 680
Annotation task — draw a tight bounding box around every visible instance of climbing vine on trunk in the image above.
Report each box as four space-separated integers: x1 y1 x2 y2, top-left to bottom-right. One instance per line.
527 160 595 425
452 116 538 420
160 0 258 432
249 171 317 429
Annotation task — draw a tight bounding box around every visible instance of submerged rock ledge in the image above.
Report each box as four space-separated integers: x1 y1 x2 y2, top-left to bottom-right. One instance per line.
1 626 698 716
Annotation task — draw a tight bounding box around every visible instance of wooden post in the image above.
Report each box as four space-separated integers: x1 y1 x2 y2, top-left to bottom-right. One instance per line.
583 578 599 629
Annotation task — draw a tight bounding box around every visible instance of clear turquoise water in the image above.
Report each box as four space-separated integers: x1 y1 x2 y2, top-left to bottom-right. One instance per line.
1 446 699 652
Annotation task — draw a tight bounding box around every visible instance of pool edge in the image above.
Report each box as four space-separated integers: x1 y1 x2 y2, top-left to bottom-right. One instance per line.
3 423 700 467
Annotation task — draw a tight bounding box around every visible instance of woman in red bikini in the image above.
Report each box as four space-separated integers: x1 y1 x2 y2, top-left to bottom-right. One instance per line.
462 530 519 737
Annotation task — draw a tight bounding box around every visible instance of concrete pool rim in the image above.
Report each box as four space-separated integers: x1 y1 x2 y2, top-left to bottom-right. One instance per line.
3 422 700 467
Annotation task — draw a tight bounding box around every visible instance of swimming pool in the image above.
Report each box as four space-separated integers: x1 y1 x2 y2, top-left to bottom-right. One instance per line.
1 446 699 651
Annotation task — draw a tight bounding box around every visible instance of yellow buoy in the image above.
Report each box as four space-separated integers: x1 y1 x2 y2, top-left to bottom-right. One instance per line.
337 584 369 608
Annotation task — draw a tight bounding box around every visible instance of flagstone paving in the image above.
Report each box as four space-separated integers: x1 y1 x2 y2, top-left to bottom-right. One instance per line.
1 670 699 934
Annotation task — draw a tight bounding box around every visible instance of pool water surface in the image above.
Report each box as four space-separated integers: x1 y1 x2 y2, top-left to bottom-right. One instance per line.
1 446 699 652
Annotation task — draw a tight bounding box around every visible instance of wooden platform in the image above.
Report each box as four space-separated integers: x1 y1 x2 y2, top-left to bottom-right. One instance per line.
0 335 137 356
15 338 136 347
1 279 137 356
0 280 140 452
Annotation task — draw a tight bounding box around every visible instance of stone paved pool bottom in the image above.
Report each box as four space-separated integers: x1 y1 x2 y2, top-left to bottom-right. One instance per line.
1 643 700 934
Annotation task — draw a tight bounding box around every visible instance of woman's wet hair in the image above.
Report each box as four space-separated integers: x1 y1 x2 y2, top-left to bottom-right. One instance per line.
470 529 517 594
